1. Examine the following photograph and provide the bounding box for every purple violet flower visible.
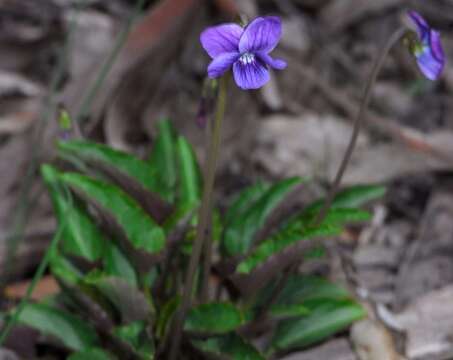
[200,16,287,90]
[407,10,445,80]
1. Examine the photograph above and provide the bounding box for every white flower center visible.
[239,52,255,65]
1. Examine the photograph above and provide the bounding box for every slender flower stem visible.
[201,207,213,302]
[168,77,228,360]
[0,188,72,345]
[314,27,406,225]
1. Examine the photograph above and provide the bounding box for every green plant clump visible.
[4,119,384,359]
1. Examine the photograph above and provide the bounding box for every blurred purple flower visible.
[200,16,287,90]
[407,10,445,80]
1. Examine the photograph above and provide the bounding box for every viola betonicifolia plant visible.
[0,10,446,360]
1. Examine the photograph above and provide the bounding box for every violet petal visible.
[207,52,240,78]
[408,10,429,38]
[200,23,243,58]
[416,46,444,80]
[239,16,282,54]
[429,29,445,63]
[233,58,270,90]
[258,52,287,70]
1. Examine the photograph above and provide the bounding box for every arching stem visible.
[314,27,406,225]
[168,76,227,360]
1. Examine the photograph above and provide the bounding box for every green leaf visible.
[185,302,245,335]
[103,244,138,286]
[193,333,264,360]
[237,208,370,274]
[163,137,202,229]
[114,321,154,359]
[58,140,159,194]
[237,222,341,275]
[305,185,386,213]
[176,136,201,210]
[49,250,83,284]
[224,182,271,225]
[274,275,350,305]
[41,164,106,261]
[156,297,180,338]
[68,348,116,360]
[313,208,371,225]
[17,303,98,351]
[224,177,303,256]
[148,119,178,202]
[269,304,310,319]
[83,275,150,324]
[60,172,165,254]
[270,299,365,352]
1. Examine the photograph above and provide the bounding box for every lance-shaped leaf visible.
[185,302,245,335]
[273,275,350,305]
[49,249,84,284]
[58,140,159,194]
[236,208,370,275]
[305,184,386,213]
[256,275,350,319]
[230,208,370,296]
[193,333,264,360]
[223,177,302,256]
[164,137,202,229]
[83,274,150,324]
[60,172,165,255]
[58,141,173,223]
[17,303,99,351]
[148,119,178,202]
[103,244,138,286]
[176,136,201,210]
[270,298,365,352]
[224,181,271,225]
[41,165,106,261]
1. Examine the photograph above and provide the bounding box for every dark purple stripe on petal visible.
[207,52,240,78]
[233,58,270,90]
[407,10,429,38]
[429,30,445,63]
[239,16,282,54]
[200,24,243,58]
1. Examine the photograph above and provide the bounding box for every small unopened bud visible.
[57,108,73,140]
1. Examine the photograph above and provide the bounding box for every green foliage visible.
[185,302,245,334]
[41,165,106,261]
[304,184,386,212]
[58,140,160,196]
[223,177,302,256]
[114,321,154,359]
[192,333,264,360]
[10,118,383,358]
[148,120,178,201]
[237,208,371,274]
[17,303,99,351]
[60,172,165,254]
[270,298,365,352]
